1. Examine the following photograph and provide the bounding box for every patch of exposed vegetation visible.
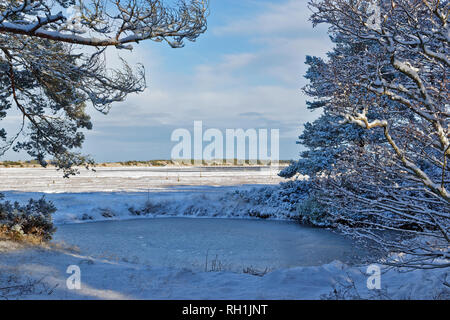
[0,194,56,243]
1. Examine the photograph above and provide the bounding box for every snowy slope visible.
[0,241,448,300]
[1,184,300,224]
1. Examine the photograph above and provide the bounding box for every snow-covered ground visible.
[1,239,448,300]
[0,166,287,192]
[0,166,300,223]
[0,167,448,299]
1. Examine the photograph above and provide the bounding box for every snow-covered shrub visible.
[81,213,94,221]
[128,200,164,216]
[125,180,315,221]
[0,193,56,242]
[295,194,334,227]
[225,180,312,220]
[99,208,116,218]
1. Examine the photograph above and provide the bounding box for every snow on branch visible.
[299,0,449,270]
[309,0,449,202]
[0,0,208,49]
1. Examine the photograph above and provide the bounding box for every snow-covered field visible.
[0,166,286,192]
[0,167,448,299]
[0,166,302,223]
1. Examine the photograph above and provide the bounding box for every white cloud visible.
[219,53,257,70]
[83,0,332,160]
[193,52,257,88]
[214,0,315,35]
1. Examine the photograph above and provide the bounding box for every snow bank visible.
[1,183,304,224]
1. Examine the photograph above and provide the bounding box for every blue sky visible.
[5,0,333,162]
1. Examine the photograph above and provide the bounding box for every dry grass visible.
[44,240,81,254]
[0,238,27,253]
[242,266,272,277]
[0,266,58,299]
[0,226,46,246]
[0,231,80,256]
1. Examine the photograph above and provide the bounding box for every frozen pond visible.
[54,218,369,272]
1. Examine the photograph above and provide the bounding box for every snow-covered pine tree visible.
[279,36,391,226]
[286,0,449,270]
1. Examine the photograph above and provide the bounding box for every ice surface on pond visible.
[53,218,369,272]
